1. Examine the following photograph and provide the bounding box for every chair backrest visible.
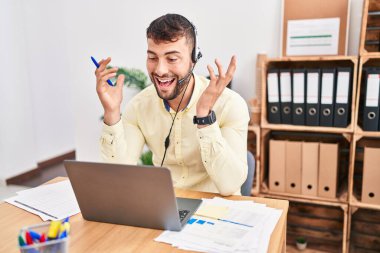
[241,151,256,196]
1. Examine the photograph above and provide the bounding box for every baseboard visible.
[6,150,76,185]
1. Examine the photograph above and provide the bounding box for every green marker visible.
[18,234,26,246]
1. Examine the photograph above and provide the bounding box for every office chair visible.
[241,151,255,196]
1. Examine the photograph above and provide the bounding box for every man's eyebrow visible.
[164,50,181,55]
[147,50,181,55]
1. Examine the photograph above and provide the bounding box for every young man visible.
[95,14,249,196]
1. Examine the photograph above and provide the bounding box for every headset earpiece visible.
[188,19,202,63]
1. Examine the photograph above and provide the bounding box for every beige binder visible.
[362,147,380,204]
[269,140,286,192]
[285,141,302,194]
[301,142,319,196]
[318,143,339,198]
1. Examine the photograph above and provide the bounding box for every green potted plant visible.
[295,236,307,250]
[110,66,149,91]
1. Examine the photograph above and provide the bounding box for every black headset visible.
[160,17,202,167]
[188,20,203,64]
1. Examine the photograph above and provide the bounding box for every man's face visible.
[146,36,193,101]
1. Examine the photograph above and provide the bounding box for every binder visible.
[279,69,292,124]
[269,140,286,192]
[301,142,319,196]
[292,69,306,125]
[333,67,352,128]
[267,69,281,124]
[362,69,380,131]
[320,69,336,127]
[362,147,380,204]
[306,69,321,126]
[285,141,302,194]
[318,143,339,198]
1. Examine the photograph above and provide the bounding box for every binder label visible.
[321,73,334,104]
[293,73,304,103]
[366,74,380,107]
[307,73,319,103]
[280,72,291,102]
[336,72,350,104]
[267,73,279,103]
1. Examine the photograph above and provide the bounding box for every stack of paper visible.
[5,180,80,221]
[155,197,282,253]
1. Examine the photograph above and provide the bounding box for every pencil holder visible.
[19,222,69,253]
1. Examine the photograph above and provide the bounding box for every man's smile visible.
[155,76,176,88]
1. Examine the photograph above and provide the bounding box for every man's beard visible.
[150,67,192,101]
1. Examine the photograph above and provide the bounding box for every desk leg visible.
[281,219,287,253]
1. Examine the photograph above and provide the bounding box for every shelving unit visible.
[256,55,358,253]
[246,2,380,251]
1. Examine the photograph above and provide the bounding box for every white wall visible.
[22,0,75,162]
[0,0,75,184]
[0,0,364,180]
[0,0,37,184]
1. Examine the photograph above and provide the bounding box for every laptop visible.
[64,160,202,231]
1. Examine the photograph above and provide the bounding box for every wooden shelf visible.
[350,196,380,211]
[354,126,380,137]
[266,56,357,63]
[261,122,354,134]
[260,182,348,208]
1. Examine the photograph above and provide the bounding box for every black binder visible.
[334,67,352,128]
[320,68,336,127]
[306,69,321,126]
[279,69,292,124]
[267,69,281,124]
[362,69,380,131]
[292,69,306,125]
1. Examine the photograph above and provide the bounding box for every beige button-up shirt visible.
[100,74,249,196]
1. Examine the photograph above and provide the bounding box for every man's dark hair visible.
[146,14,195,48]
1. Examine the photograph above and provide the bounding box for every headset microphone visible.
[177,66,195,85]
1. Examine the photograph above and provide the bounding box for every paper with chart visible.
[286,18,340,56]
[155,197,283,253]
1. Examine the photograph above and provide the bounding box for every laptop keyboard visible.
[179,209,190,222]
